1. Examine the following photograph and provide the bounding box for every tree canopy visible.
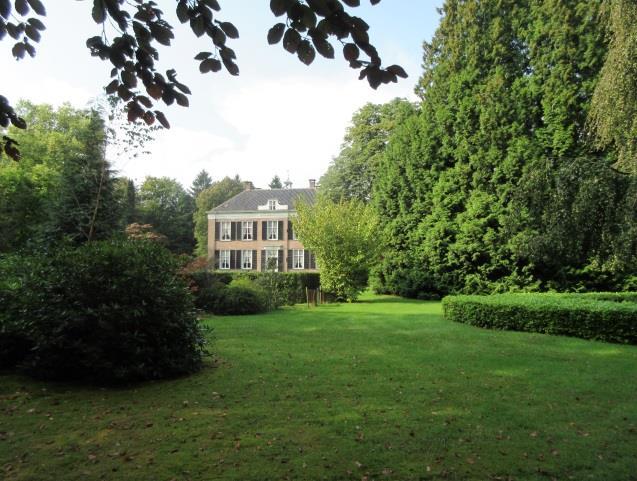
[193,175,243,256]
[0,0,408,160]
[372,0,637,297]
[319,98,416,202]
[295,197,378,301]
[268,175,283,189]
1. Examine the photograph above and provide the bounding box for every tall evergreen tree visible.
[190,169,213,198]
[269,175,283,189]
[374,0,637,296]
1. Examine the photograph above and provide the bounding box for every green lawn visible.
[2,293,636,480]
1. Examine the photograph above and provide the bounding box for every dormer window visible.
[268,199,277,210]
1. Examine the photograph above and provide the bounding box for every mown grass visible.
[1,293,636,480]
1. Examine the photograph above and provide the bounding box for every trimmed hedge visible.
[442,293,637,344]
[185,271,320,312]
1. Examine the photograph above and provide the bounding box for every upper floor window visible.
[268,199,277,210]
[242,221,253,240]
[220,250,230,269]
[292,249,304,269]
[290,221,297,240]
[242,250,252,269]
[267,220,278,240]
[221,221,231,241]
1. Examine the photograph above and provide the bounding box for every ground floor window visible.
[293,249,304,269]
[265,248,279,271]
[242,250,252,269]
[220,250,230,269]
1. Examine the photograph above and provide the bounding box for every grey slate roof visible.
[210,188,317,213]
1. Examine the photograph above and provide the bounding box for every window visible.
[242,250,252,269]
[292,249,304,269]
[267,220,278,240]
[290,221,297,240]
[242,221,252,240]
[265,248,279,271]
[268,199,277,210]
[219,250,230,269]
[220,221,231,241]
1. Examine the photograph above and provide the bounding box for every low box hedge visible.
[442,293,637,344]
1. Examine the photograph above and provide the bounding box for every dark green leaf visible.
[270,0,288,17]
[267,23,285,44]
[190,15,205,37]
[202,0,220,11]
[27,0,45,15]
[342,0,360,6]
[24,23,39,42]
[194,51,212,60]
[27,17,45,30]
[218,21,238,39]
[313,38,334,58]
[11,41,26,59]
[176,1,189,23]
[154,110,170,129]
[10,115,26,129]
[222,57,239,76]
[297,39,315,65]
[92,0,106,24]
[15,0,29,16]
[0,0,11,19]
[283,28,301,54]
[386,65,407,78]
[343,43,359,61]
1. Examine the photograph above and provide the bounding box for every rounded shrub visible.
[211,284,267,315]
[1,240,207,383]
[443,293,637,344]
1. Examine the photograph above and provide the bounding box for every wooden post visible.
[306,286,309,308]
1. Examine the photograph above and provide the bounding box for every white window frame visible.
[267,220,278,240]
[241,250,252,270]
[220,221,231,241]
[220,250,230,270]
[265,248,279,272]
[268,199,277,210]
[292,249,304,269]
[241,221,253,240]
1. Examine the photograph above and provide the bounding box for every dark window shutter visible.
[304,250,310,270]
[262,221,266,240]
[278,250,284,272]
[278,221,284,240]
[311,252,316,269]
[230,222,236,240]
[230,250,236,269]
[214,250,219,269]
[260,250,265,271]
[252,250,257,270]
[288,221,294,240]
[215,222,220,240]
[287,250,292,270]
[252,221,257,240]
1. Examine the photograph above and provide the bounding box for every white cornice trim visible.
[208,211,298,220]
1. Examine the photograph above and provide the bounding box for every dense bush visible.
[443,293,637,344]
[185,270,321,313]
[0,241,207,382]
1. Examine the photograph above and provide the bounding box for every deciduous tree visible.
[295,197,378,301]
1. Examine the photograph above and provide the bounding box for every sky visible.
[1,0,443,190]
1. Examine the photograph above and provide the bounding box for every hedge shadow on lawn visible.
[442,292,637,345]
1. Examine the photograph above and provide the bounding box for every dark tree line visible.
[322,0,637,296]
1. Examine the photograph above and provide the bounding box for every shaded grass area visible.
[1,293,637,480]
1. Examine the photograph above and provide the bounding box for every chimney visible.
[243,181,254,191]
[309,179,316,189]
